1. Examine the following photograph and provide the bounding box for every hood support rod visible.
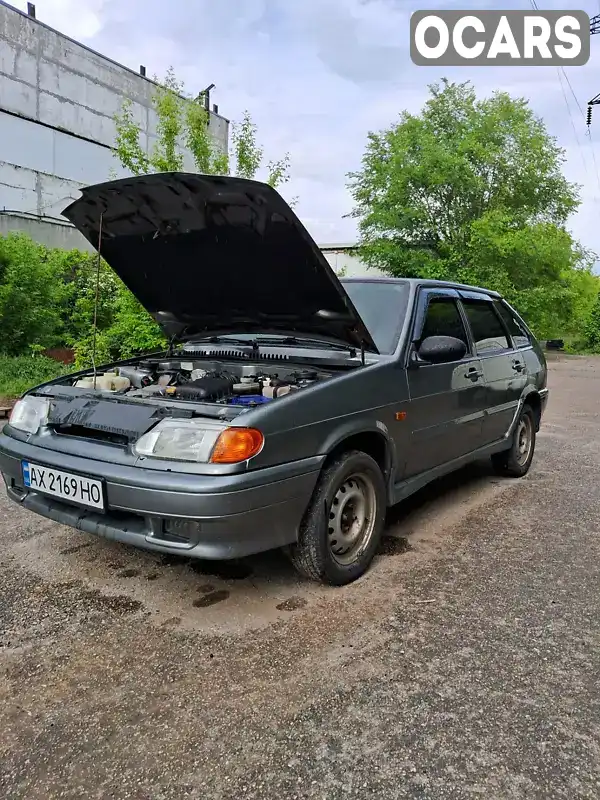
[91,212,103,390]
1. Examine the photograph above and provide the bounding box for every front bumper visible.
[0,431,323,559]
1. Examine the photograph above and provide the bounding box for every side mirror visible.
[417,335,467,365]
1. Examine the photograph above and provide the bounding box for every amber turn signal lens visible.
[210,428,264,464]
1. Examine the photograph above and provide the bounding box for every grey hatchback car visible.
[0,173,548,585]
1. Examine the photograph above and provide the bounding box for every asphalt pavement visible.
[1,355,599,799]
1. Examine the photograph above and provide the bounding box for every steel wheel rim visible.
[327,472,377,566]
[515,415,533,466]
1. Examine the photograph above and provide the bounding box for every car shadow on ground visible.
[9,457,502,632]
[154,458,499,581]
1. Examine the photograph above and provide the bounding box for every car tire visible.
[491,404,536,478]
[287,449,387,586]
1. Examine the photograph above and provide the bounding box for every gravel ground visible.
[1,355,599,799]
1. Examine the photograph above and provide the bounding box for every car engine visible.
[72,359,331,407]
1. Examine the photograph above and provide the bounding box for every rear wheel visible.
[287,450,386,586]
[491,405,536,478]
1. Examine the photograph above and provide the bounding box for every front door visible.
[459,293,526,444]
[404,288,487,479]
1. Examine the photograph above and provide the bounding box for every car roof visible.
[340,276,502,299]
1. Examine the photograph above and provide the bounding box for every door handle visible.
[511,360,524,372]
[465,367,484,381]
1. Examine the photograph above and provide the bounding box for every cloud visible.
[26,0,105,39]
[12,0,600,255]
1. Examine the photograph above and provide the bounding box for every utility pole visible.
[587,15,600,126]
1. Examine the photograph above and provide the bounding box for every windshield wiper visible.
[184,335,357,356]
[251,336,355,354]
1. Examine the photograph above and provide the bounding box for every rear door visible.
[458,292,526,444]
[404,288,487,478]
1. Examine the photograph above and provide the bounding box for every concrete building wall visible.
[320,245,386,278]
[0,0,229,248]
[0,211,95,251]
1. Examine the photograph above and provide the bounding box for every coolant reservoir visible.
[95,371,131,392]
[74,376,95,389]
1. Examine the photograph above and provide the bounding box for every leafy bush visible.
[0,354,69,400]
[72,285,166,369]
[0,233,114,355]
[583,292,600,352]
[0,234,64,355]
[0,231,167,370]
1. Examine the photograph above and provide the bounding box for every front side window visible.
[420,297,468,346]
[494,301,531,348]
[462,299,510,355]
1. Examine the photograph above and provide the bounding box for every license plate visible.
[22,461,105,512]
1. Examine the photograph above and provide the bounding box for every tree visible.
[114,67,291,187]
[101,68,294,364]
[348,79,597,338]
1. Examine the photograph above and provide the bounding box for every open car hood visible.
[62,173,379,353]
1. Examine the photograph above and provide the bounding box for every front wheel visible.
[287,450,386,586]
[491,405,536,478]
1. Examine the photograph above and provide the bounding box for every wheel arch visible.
[320,423,396,504]
[522,388,542,431]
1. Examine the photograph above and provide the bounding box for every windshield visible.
[341,280,410,354]
[183,280,410,355]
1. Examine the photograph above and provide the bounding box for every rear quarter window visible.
[461,299,511,355]
[494,302,532,348]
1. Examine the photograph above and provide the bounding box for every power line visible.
[560,68,585,118]
[556,66,588,175]
[528,0,600,194]
[587,128,600,195]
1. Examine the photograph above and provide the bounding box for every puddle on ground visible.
[189,560,253,580]
[52,581,143,615]
[378,536,412,556]
[159,555,254,580]
[193,590,231,608]
[80,590,143,614]
[276,597,308,612]
[59,542,92,556]
[160,616,182,628]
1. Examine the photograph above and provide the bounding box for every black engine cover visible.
[175,375,235,401]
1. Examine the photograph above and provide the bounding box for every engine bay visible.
[70,358,334,408]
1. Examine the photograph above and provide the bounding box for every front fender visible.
[319,419,399,501]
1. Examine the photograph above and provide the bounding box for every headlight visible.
[9,396,50,434]
[133,419,264,464]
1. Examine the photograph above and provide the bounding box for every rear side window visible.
[494,302,531,348]
[461,299,510,355]
[420,298,468,346]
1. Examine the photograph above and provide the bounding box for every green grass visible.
[0,354,70,401]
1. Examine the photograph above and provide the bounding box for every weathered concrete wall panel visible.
[0,0,229,245]
[0,213,93,251]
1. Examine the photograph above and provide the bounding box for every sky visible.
[13,0,600,263]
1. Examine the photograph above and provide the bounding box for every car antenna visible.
[91,211,103,390]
